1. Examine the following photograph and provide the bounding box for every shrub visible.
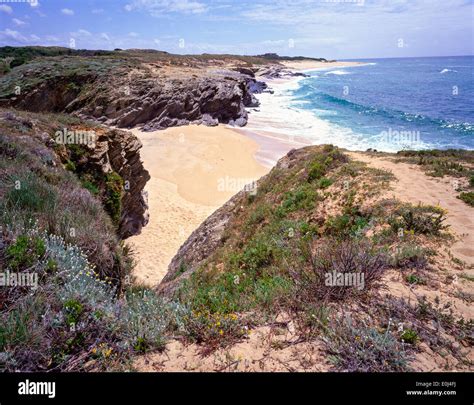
[405,274,421,285]
[400,328,418,344]
[323,316,410,371]
[181,308,244,346]
[81,179,99,195]
[276,185,318,217]
[5,234,45,270]
[389,204,448,236]
[5,173,57,214]
[458,192,474,207]
[118,289,171,353]
[390,245,428,269]
[236,237,274,272]
[65,160,76,172]
[317,177,333,189]
[302,238,387,301]
[0,229,181,371]
[104,172,124,225]
[325,213,369,238]
[308,161,326,182]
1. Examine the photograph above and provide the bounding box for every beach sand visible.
[128,125,269,286]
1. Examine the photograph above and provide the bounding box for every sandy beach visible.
[280,60,363,71]
[128,125,269,286]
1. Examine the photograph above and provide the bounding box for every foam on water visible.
[246,57,474,153]
[325,70,351,75]
[248,79,413,153]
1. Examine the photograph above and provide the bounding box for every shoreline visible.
[128,125,269,286]
[127,58,473,287]
[127,59,370,285]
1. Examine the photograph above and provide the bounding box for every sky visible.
[0,0,473,59]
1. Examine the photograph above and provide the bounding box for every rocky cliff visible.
[0,109,150,239]
[79,127,151,238]
[0,50,274,132]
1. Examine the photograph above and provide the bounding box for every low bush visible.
[458,192,474,207]
[300,238,387,302]
[323,316,410,371]
[390,244,428,269]
[389,204,448,236]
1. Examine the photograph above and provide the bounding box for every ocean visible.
[247,56,474,153]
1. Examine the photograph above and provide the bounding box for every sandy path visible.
[349,152,474,265]
[128,125,268,286]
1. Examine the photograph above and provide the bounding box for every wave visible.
[440,68,458,74]
[325,70,350,75]
[294,88,474,133]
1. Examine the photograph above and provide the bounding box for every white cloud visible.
[70,29,92,38]
[128,32,139,37]
[12,18,27,26]
[61,8,74,16]
[125,0,207,15]
[0,5,12,14]
[0,29,29,43]
[100,33,111,41]
[30,34,40,41]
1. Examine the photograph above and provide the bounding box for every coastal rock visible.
[1,60,267,132]
[85,128,151,238]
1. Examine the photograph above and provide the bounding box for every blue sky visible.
[0,0,472,59]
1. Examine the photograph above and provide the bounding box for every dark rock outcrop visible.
[0,59,268,132]
[89,129,150,238]
[257,65,309,80]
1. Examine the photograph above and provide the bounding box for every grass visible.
[1,107,469,371]
[458,191,474,207]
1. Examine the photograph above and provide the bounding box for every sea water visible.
[248,56,473,152]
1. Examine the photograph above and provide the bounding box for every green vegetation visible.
[388,204,448,236]
[105,172,124,225]
[323,317,410,371]
[0,106,470,372]
[5,234,45,271]
[390,244,429,269]
[458,191,474,207]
